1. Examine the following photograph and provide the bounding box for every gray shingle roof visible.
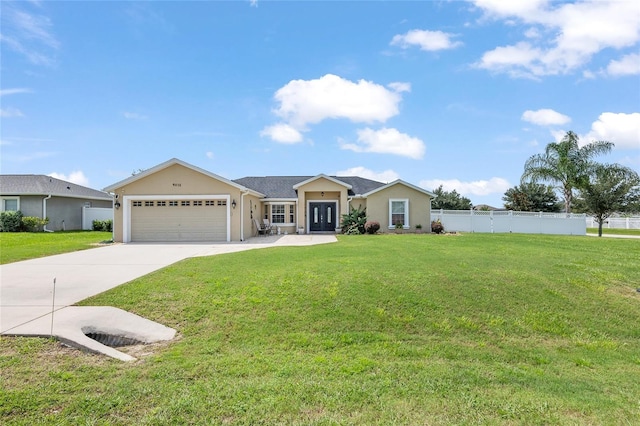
[233,176,386,198]
[0,175,111,200]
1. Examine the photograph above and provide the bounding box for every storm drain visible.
[84,332,144,347]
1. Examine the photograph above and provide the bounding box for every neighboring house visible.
[0,175,112,231]
[104,158,435,243]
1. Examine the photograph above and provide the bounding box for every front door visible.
[309,202,336,232]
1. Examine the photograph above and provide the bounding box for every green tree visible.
[521,131,613,213]
[502,182,562,212]
[578,164,640,237]
[431,185,473,210]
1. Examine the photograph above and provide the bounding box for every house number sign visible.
[172,183,182,187]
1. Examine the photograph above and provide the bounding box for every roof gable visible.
[0,175,111,200]
[362,179,436,198]
[292,174,352,190]
[104,158,261,196]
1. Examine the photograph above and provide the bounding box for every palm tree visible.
[521,131,613,213]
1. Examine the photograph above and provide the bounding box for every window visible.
[289,205,294,223]
[205,200,215,206]
[169,201,178,207]
[181,201,190,207]
[218,200,227,206]
[193,200,203,206]
[389,199,409,228]
[133,201,142,207]
[145,201,154,207]
[271,204,285,224]
[2,197,19,211]
[157,201,166,207]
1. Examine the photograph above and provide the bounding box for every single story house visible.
[0,175,113,231]
[104,158,435,243]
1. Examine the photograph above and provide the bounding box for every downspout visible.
[43,194,53,232]
[240,190,248,241]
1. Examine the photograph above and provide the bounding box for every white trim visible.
[389,198,409,229]
[122,194,230,243]
[306,200,338,232]
[1,196,20,212]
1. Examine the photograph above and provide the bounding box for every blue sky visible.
[1,0,639,208]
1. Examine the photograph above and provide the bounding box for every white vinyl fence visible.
[431,209,586,235]
[82,206,113,230]
[585,216,640,230]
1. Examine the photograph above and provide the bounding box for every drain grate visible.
[84,332,144,347]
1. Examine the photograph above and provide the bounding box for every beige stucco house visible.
[104,158,435,242]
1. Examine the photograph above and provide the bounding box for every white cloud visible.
[340,127,426,159]
[387,82,411,93]
[522,108,571,126]
[335,166,400,183]
[419,177,511,196]
[584,112,640,150]
[259,123,303,144]
[122,111,148,120]
[0,3,59,66]
[390,29,462,51]
[48,171,90,187]
[0,88,33,96]
[472,0,640,77]
[605,53,640,76]
[0,107,25,118]
[205,151,214,159]
[271,74,403,129]
[472,0,549,18]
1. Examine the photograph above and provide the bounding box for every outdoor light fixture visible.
[114,201,121,209]
[232,199,237,209]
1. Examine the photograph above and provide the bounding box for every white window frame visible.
[1,197,20,212]
[271,204,285,224]
[389,199,409,229]
[264,201,296,224]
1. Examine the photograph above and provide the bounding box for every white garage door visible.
[130,199,227,242]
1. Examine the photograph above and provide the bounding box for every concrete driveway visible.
[0,234,336,360]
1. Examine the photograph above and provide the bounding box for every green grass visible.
[587,227,640,236]
[2,234,639,424]
[0,231,113,264]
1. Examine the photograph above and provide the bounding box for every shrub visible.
[21,216,49,232]
[0,211,23,232]
[341,206,367,235]
[431,220,445,234]
[92,219,113,232]
[364,220,380,234]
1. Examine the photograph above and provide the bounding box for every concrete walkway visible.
[0,234,336,360]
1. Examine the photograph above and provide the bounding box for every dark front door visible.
[309,202,336,232]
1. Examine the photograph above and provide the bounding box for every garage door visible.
[130,199,227,242]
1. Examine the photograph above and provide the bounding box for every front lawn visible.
[0,231,113,264]
[1,234,639,424]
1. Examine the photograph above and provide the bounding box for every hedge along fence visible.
[92,219,113,232]
[0,211,49,232]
